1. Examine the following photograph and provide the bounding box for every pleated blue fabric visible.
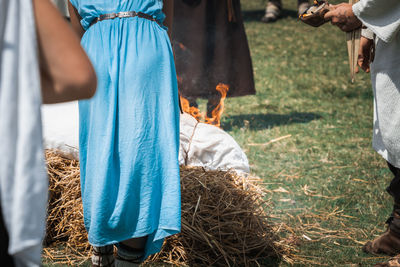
[69,0,181,257]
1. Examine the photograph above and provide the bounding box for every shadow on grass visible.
[222,112,322,131]
[242,9,298,22]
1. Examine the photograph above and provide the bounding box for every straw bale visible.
[44,150,91,263]
[44,150,285,266]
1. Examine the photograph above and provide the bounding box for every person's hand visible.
[324,3,362,32]
[356,36,374,73]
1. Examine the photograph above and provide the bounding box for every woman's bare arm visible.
[163,0,174,40]
[33,0,96,104]
[68,1,85,38]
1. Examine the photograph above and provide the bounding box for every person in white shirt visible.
[0,0,96,266]
[325,1,400,265]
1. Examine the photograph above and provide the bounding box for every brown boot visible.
[374,255,400,267]
[364,229,400,256]
[364,211,400,256]
[369,165,400,258]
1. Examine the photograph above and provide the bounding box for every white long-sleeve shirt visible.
[353,0,400,168]
[0,0,47,266]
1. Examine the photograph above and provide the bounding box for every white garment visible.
[0,0,47,266]
[353,0,400,168]
[51,0,69,17]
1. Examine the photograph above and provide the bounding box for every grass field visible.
[218,0,393,265]
[45,0,394,266]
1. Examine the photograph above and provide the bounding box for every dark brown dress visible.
[173,0,256,99]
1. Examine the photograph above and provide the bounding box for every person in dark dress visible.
[173,0,255,117]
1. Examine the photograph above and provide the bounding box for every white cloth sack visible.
[42,105,250,174]
[0,0,47,266]
[179,113,250,174]
[42,101,80,159]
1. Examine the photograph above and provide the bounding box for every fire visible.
[179,96,202,121]
[204,83,229,127]
[179,83,230,128]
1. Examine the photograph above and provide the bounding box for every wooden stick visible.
[346,0,361,83]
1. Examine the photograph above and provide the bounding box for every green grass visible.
[45,1,393,266]
[218,0,393,265]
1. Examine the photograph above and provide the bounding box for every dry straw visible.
[44,150,290,266]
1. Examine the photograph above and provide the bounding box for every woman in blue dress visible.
[68,1,180,266]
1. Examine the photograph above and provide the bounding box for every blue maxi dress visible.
[69,0,181,257]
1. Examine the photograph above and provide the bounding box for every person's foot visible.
[363,229,400,256]
[374,255,400,267]
[298,2,310,16]
[261,2,282,23]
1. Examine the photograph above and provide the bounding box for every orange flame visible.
[179,83,229,128]
[204,83,229,127]
[179,95,202,121]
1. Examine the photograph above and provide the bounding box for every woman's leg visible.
[115,237,147,267]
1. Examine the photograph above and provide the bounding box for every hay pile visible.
[44,150,286,266]
[44,151,90,264]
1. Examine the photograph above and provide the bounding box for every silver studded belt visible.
[89,11,163,28]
